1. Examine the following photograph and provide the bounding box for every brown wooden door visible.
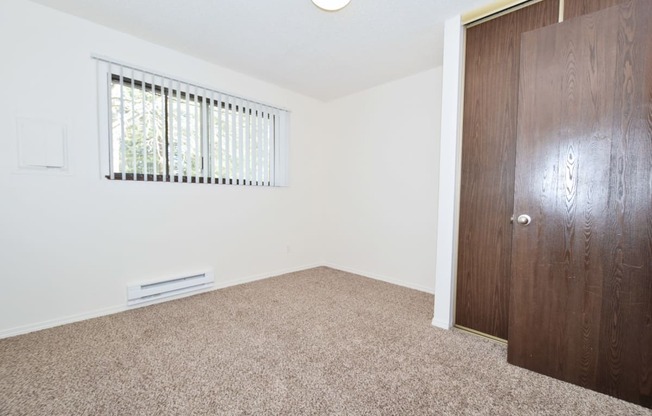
[564,0,632,20]
[508,0,652,407]
[456,0,559,340]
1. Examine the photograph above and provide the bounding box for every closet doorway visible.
[455,0,651,407]
[455,0,632,342]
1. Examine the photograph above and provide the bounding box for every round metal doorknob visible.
[517,214,532,226]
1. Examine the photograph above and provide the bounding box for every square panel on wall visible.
[16,118,68,174]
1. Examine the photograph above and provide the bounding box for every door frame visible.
[431,13,464,330]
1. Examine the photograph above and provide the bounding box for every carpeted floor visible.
[0,267,649,416]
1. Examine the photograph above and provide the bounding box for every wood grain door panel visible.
[509,0,652,407]
[564,0,632,20]
[456,0,559,339]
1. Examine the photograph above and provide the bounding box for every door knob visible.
[517,214,532,226]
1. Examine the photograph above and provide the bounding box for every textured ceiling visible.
[28,0,492,101]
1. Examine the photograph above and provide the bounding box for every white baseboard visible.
[0,263,433,339]
[0,263,322,340]
[212,263,322,290]
[431,317,453,330]
[0,304,128,341]
[322,262,435,294]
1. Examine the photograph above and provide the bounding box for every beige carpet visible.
[0,267,649,416]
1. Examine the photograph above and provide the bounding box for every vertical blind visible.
[95,57,289,186]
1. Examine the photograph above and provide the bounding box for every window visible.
[96,58,289,186]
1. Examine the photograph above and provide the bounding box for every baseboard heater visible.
[127,270,215,306]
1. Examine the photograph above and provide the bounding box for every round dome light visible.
[312,0,351,12]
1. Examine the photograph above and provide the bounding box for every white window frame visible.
[95,56,289,187]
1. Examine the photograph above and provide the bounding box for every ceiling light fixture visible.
[312,0,351,12]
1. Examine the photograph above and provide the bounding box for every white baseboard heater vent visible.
[127,270,215,306]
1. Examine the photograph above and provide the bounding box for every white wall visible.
[322,68,443,293]
[0,0,328,336]
[0,0,445,337]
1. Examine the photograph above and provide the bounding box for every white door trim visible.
[432,14,465,330]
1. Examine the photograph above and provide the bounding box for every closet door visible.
[455,0,559,340]
[509,0,652,407]
[563,0,631,19]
